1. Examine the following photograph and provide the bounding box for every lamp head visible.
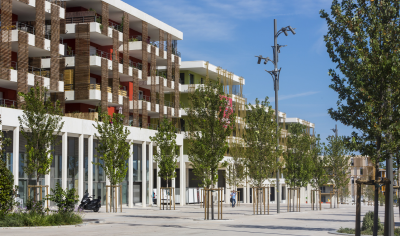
[255,55,262,64]
[288,26,296,35]
[282,28,288,36]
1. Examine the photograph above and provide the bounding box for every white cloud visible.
[131,0,332,41]
[270,91,319,102]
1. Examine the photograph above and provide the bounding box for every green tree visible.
[320,1,400,234]
[18,84,64,196]
[225,141,246,195]
[0,117,13,216]
[283,123,314,192]
[244,97,281,189]
[93,112,131,212]
[325,136,351,208]
[150,118,179,201]
[186,80,235,219]
[310,135,330,197]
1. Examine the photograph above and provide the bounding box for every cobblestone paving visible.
[1,203,397,236]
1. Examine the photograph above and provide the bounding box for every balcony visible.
[0,99,17,108]
[118,41,181,66]
[5,63,64,92]
[43,53,143,81]
[64,83,125,105]
[13,0,65,19]
[64,21,123,44]
[8,22,65,56]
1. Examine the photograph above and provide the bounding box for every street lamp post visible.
[331,124,338,208]
[255,19,295,214]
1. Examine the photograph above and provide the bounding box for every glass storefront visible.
[50,136,62,205]
[93,140,106,205]
[132,144,142,203]
[18,135,45,206]
[67,137,79,192]
[121,159,129,206]
[2,131,13,172]
[84,138,88,193]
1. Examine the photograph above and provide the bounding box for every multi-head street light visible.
[255,19,295,214]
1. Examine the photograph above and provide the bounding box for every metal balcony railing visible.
[28,65,50,78]
[108,21,123,32]
[10,61,17,70]
[65,49,74,57]
[90,49,111,60]
[0,98,17,108]
[13,22,35,34]
[139,95,151,103]
[164,100,174,108]
[65,15,100,24]
[129,60,142,70]
[129,35,142,42]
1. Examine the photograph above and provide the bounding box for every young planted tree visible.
[150,118,179,208]
[283,123,314,210]
[93,112,131,212]
[0,117,14,216]
[325,136,351,208]
[244,98,282,212]
[309,134,329,207]
[225,141,246,198]
[320,1,400,233]
[186,80,235,220]
[18,84,64,198]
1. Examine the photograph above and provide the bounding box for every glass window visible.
[189,74,194,84]
[67,137,79,191]
[93,140,106,205]
[360,168,363,175]
[180,73,185,84]
[2,131,13,172]
[201,78,204,84]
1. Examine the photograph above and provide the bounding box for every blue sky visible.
[126,0,354,144]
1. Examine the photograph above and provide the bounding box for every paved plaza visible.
[1,203,397,236]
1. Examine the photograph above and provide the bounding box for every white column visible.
[243,184,247,204]
[141,141,146,207]
[172,173,176,205]
[88,135,93,196]
[128,143,133,208]
[157,164,161,207]
[179,146,185,205]
[45,145,51,208]
[62,132,68,190]
[148,141,153,206]
[246,180,250,204]
[13,126,19,187]
[78,134,84,199]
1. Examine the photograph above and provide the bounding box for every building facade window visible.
[180,73,185,84]
[189,74,194,84]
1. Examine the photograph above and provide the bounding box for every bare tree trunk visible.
[373,161,379,236]
[211,172,214,220]
[167,177,169,210]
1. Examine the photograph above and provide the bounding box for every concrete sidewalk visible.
[1,203,396,236]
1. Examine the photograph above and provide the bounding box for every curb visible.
[0,219,105,229]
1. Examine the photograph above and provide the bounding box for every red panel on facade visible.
[0,87,17,100]
[65,103,96,113]
[108,106,116,116]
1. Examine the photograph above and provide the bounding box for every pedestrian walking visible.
[230,190,236,208]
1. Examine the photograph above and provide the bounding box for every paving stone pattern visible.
[1,204,397,236]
